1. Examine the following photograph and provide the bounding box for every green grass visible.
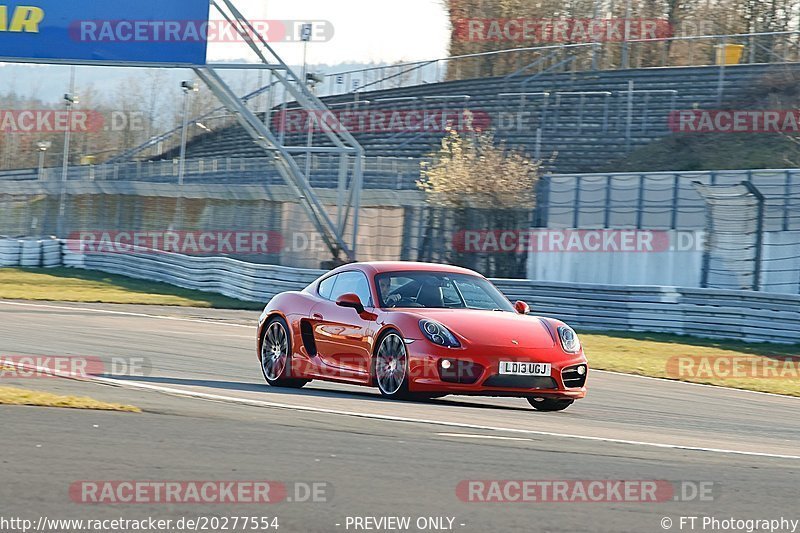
[0,267,263,309]
[582,330,800,397]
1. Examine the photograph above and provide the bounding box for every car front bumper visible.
[405,346,588,399]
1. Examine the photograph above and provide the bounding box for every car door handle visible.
[312,313,323,320]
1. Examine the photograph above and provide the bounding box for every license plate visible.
[498,361,551,376]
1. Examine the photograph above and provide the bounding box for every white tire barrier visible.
[42,238,62,268]
[0,238,21,267]
[0,237,62,268]
[19,239,42,267]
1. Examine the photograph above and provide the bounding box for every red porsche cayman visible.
[256,262,587,411]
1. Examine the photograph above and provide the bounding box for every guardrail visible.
[0,240,777,344]
[59,240,324,303]
[493,280,800,344]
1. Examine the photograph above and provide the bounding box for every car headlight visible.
[557,326,581,354]
[419,320,461,348]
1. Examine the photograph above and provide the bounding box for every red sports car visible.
[256,262,587,411]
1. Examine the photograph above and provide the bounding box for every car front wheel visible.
[260,317,308,388]
[374,331,410,399]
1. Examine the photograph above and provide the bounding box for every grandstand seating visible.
[156,63,800,176]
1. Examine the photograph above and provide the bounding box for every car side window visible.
[330,271,373,307]
[317,274,338,300]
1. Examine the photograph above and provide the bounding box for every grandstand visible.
[151,62,800,177]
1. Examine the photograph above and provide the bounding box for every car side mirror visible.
[336,293,365,314]
[514,300,530,314]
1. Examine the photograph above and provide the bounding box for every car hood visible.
[404,309,557,349]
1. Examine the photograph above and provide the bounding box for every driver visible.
[378,277,401,306]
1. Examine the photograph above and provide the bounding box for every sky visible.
[207,0,451,65]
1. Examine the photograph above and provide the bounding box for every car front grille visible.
[561,364,588,388]
[482,375,558,389]
[439,360,483,384]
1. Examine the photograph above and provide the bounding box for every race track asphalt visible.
[1,300,798,533]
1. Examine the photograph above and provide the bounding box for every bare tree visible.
[417,124,541,276]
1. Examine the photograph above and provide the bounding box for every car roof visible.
[331,261,483,278]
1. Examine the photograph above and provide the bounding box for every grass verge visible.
[0,267,263,309]
[583,331,800,397]
[0,385,140,412]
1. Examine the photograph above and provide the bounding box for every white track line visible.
[436,433,533,442]
[4,359,800,461]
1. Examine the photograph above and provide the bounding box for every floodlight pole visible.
[178,81,198,187]
[301,24,314,184]
[57,69,77,238]
[36,141,51,180]
[301,42,308,84]
[174,81,198,230]
[300,23,312,85]
[60,99,76,182]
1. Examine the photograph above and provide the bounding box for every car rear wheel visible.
[374,332,410,399]
[527,397,574,411]
[261,317,308,388]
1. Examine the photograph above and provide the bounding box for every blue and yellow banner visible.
[0,1,210,65]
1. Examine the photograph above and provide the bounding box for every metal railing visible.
[552,91,613,134]
[0,155,423,188]
[321,30,800,97]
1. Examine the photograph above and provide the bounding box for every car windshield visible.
[375,271,515,311]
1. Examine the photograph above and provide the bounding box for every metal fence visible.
[321,31,800,96]
[545,169,800,293]
[546,169,800,232]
